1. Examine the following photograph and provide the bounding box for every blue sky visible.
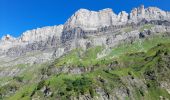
[0,0,170,38]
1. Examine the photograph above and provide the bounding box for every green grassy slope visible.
[1,35,170,100]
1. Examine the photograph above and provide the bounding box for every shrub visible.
[37,80,45,90]
[13,76,24,82]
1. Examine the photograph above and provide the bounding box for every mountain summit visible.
[64,5,170,30]
[1,5,170,100]
[0,5,170,64]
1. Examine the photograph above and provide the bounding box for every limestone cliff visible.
[0,5,170,65]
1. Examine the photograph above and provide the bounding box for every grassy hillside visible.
[1,35,170,100]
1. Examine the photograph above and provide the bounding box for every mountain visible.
[0,5,170,100]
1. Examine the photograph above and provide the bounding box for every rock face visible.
[0,25,63,50]
[129,5,170,22]
[64,8,117,30]
[0,35,17,50]
[20,25,63,43]
[0,5,170,65]
[0,25,63,55]
[0,25,63,67]
[64,5,170,30]
[61,5,170,45]
[1,5,170,100]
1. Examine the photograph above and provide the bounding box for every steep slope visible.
[0,25,63,66]
[0,5,170,100]
[0,25,63,51]
[1,37,170,100]
[1,5,170,61]
[61,5,170,51]
[0,5,169,66]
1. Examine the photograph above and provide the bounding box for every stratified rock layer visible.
[0,5,170,65]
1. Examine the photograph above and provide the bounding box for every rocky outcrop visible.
[20,25,63,43]
[0,25,63,51]
[64,5,170,30]
[61,5,170,46]
[0,25,63,58]
[0,25,64,69]
[129,5,170,22]
[1,5,170,65]
[1,5,170,100]
[64,8,117,30]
